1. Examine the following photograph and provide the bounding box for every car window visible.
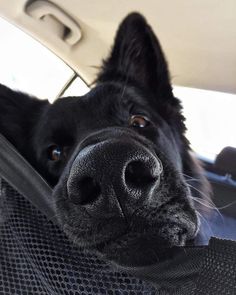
[174,86,236,161]
[0,17,88,102]
[62,76,89,97]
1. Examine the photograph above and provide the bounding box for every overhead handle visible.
[25,0,82,46]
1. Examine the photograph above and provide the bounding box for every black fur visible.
[0,13,210,266]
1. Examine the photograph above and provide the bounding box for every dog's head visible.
[0,13,206,266]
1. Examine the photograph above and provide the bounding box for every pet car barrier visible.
[0,133,235,295]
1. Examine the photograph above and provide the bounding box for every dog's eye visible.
[48,145,63,161]
[129,115,150,128]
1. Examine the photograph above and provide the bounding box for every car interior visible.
[0,1,235,294]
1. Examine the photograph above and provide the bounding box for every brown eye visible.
[48,145,63,161]
[129,115,150,128]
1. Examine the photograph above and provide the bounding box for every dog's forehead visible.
[50,83,142,119]
[83,83,138,108]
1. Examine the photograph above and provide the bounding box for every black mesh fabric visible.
[127,238,236,294]
[0,177,157,295]
[1,176,236,295]
[194,239,236,294]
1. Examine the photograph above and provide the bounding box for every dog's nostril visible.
[125,160,156,188]
[70,177,101,206]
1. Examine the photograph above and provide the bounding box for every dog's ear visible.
[0,84,49,159]
[97,12,172,98]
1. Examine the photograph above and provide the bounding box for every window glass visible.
[174,86,236,160]
[0,17,87,102]
[62,77,89,97]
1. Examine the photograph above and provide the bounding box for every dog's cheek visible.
[54,181,90,239]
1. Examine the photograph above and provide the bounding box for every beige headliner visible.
[0,0,235,93]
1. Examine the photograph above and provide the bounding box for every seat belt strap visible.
[0,134,56,223]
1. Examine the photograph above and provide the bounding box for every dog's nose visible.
[125,160,158,189]
[67,140,162,217]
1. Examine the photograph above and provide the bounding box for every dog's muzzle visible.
[67,139,162,218]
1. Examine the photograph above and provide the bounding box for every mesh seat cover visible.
[1,176,236,295]
[0,178,157,295]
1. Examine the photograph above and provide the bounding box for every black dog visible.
[0,13,210,266]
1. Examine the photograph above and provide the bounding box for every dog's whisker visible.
[187,182,215,205]
[188,194,216,210]
[182,173,202,182]
[189,193,222,218]
[193,199,225,226]
[216,200,236,210]
[196,211,214,236]
[189,193,224,225]
[187,183,222,218]
[182,173,214,203]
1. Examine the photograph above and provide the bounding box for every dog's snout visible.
[70,177,101,206]
[67,139,162,217]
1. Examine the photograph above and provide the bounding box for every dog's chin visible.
[90,227,192,266]
[91,212,199,266]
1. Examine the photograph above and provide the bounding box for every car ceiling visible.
[0,0,235,94]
